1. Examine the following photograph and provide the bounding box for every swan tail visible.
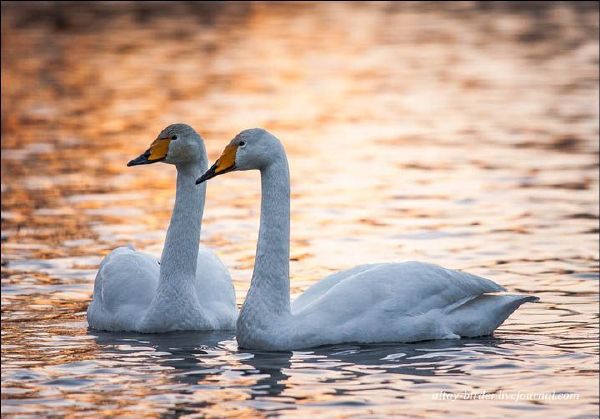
[445,294,539,338]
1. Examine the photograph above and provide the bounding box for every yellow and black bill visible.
[127,137,171,166]
[196,144,238,184]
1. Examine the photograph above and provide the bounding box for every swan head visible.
[196,128,282,184]
[127,123,207,168]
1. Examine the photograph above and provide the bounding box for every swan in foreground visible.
[196,128,538,350]
[87,124,237,332]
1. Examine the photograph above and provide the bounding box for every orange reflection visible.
[1,2,598,417]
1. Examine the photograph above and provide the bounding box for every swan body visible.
[288,262,535,349]
[197,128,538,350]
[87,124,237,332]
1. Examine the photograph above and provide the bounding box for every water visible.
[1,2,598,417]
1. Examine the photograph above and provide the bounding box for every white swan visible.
[87,124,237,332]
[196,128,538,350]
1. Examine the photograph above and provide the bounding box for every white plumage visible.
[87,124,237,332]
[198,128,538,350]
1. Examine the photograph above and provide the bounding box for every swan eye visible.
[239,141,246,147]
[171,135,178,140]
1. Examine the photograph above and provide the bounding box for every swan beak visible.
[196,144,238,184]
[196,161,236,184]
[127,138,171,166]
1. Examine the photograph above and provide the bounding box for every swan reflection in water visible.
[89,329,532,407]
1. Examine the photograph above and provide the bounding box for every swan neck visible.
[245,156,291,317]
[159,160,206,282]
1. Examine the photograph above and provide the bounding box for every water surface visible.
[1,2,598,417]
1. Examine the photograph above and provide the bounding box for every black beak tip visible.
[196,165,220,185]
[196,172,212,184]
[127,153,153,167]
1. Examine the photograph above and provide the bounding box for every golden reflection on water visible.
[1,2,599,417]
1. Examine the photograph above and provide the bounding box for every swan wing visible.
[292,264,381,313]
[193,244,237,326]
[291,261,535,347]
[296,261,503,316]
[87,246,159,331]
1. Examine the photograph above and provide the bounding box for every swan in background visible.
[196,128,538,350]
[87,124,237,332]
